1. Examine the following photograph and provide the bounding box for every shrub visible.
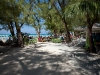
[29,38,37,44]
[51,38,61,43]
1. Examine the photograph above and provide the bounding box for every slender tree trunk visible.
[36,27,40,38]
[54,29,57,38]
[37,32,40,38]
[63,19,71,43]
[53,0,71,42]
[86,14,96,53]
[15,22,23,47]
[8,22,15,39]
[87,25,96,53]
[17,29,23,47]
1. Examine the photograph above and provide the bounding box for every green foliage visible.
[24,37,29,45]
[24,0,44,36]
[0,0,18,22]
[37,0,66,34]
[0,0,27,30]
[65,0,100,31]
[65,0,100,52]
[51,38,61,43]
[24,37,37,45]
[29,38,37,44]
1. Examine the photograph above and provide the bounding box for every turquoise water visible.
[29,34,49,37]
[0,34,10,40]
[0,34,49,40]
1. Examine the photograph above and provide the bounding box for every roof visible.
[74,23,100,32]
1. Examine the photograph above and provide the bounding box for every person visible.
[59,34,64,42]
[70,34,73,41]
[47,36,50,42]
[38,36,42,42]
[38,36,40,42]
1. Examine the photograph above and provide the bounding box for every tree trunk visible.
[86,14,96,53]
[17,29,23,47]
[36,27,41,38]
[54,29,57,38]
[37,31,40,38]
[53,0,71,42]
[8,22,15,39]
[15,22,23,47]
[87,25,96,53]
[63,19,71,43]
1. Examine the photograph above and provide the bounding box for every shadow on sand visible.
[0,42,100,75]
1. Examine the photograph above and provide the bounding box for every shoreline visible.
[0,34,50,40]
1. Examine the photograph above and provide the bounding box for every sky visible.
[0,26,48,34]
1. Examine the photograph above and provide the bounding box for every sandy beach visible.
[0,42,100,75]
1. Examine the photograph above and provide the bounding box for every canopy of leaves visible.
[65,0,100,28]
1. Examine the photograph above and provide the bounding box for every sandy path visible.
[0,42,100,75]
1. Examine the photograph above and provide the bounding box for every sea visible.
[0,34,49,41]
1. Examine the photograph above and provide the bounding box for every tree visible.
[36,0,71,40]
[24,0,44,38]
[51,0,71,42]
[0,0,16,38]
[0,0,31,47]
[38,2,64,37]
[6,0,25,47]
[66,0,100,53]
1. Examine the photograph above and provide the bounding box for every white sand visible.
[0,42,100,75]
[34,42,74,55]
